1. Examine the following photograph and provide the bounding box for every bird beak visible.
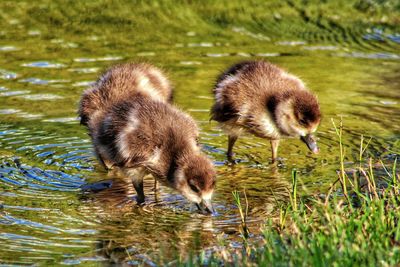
[301,134,319,154]
[196,199,215,214]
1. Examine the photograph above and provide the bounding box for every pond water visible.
[0,1,399,265]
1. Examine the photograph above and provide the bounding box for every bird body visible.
[211,60,321,161]
[79,63,215,212]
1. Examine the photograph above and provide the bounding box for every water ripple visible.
[0,46,19,51]
[19,77,70,85]
[68,68,99,74]
[232,26,271,41]
[0,109,21,114]
[302,45,339,51]
[276,40,306,46]
[21,61,66,69]
[42,117,80,124]
[0,161,84,191]
[72,81,95,87]
[0,69,17,80]
[0,90,30,97]
[73,56,123,62]
[18,94,64,101]
[363,28,400,44]
[336,51,400,60]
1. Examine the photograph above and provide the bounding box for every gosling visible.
[211,60,321,162]
[79,63,216,213]
[79,63,173,169]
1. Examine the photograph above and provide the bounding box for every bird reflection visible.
[81,164,291,265]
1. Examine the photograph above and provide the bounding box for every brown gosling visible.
[79,63,216,213]
[211,60,321,162]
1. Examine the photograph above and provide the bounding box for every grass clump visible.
[260,162,400,266]
[260,120,400,266]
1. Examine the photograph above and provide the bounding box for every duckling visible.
[79,63,173,169]
[211,60,321,162]
[79,63,216,212]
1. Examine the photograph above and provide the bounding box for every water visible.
[0,1,399,265]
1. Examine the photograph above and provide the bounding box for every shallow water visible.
[0,1,399,265]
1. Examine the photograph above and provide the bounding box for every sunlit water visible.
[0,2,399,265]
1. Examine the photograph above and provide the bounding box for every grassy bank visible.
[179,120,399,266]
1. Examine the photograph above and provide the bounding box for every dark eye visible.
[189,183,200,193]
[299,119,307,126]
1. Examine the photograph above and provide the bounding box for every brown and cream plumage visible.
[211,60,321,162]
[79,63,215,212]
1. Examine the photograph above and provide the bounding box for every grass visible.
[232,190,250,239]
[179,119,400,266]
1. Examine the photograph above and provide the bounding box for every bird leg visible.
[270,139,280,163]
[124,167,146,204]
[227,135,238,161]
[153,179,158,192]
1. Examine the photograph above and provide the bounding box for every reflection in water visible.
[79,166,290,265]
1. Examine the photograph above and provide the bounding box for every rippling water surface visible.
[0,1,399,265]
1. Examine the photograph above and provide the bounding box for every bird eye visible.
[299,119,307,126]
[189,183,200,193]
